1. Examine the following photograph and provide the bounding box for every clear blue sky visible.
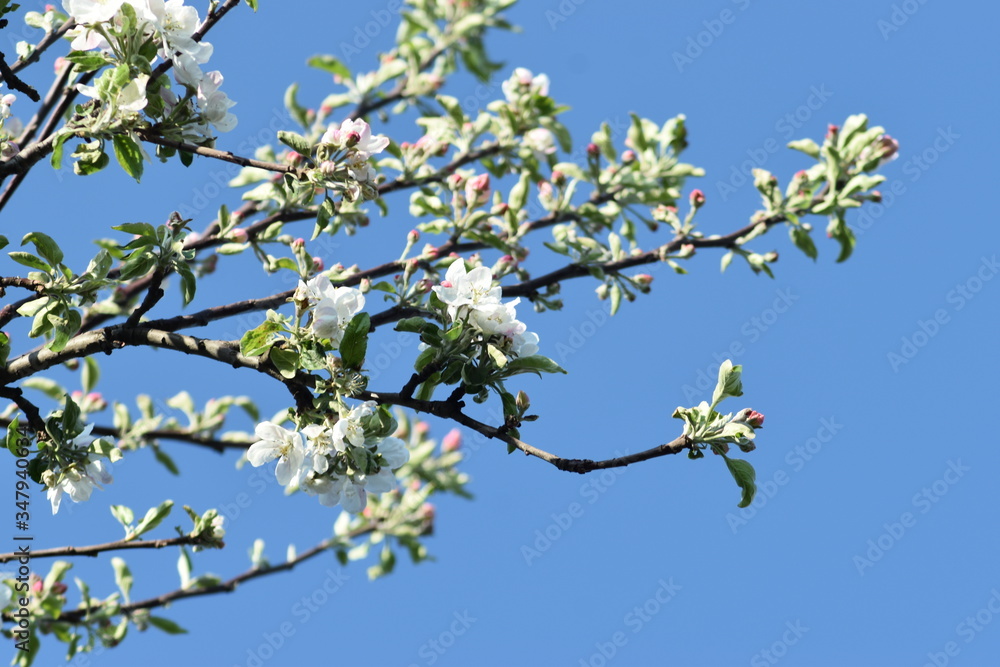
[5,1,1000,665]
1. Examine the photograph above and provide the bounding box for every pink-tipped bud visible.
[442,428,462,452]
[871,191,882,203]
[312,257,325,272]
[291,238,305,249]
[448,173,465,189]
[465,174,491,204]
[287,151,303,165]
[586,143,600,158]
[633,273,653,287]
[230,228,249,243]
[407,229,420,244]
[621,149,636,164]
[744,409,765,428]
[826,124,839,140]
[551,170,566,186]
[415,421,430,435]
[678,243,696,259]
[31,579,43,592]
[345,131,361,147]
[689,190,706,208]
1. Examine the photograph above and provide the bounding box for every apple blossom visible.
[247,422,305,486]
[433,261,502,320]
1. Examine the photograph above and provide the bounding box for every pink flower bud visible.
[621,150,636,163]
[586,143,600,157]
[744,410,765,428]
[633,273,653,287]
[689,190,706,208]
[551,170,565,186]
[415,421,430,435]
[492,202,509,216]
[345,131,361,147]
[871,191,882,203]
[826,124,839,140]
[291,238,305,249]
[31,579,43,592]
[312,257,325,271]
[448,173,465,189]
[442,428,462,452]
[229,228,249,243]
[407,229,420,244]
[359,278,371,292]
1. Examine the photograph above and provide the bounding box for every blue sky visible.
[4,0,1000,665]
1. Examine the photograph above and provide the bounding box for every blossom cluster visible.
[294,273,366,347]
[433,261,539,358]
[247,402,409,513]
[313,118,390,202]
[64,0,236,136]
[43,425,114,514]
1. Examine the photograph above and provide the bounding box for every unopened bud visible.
[312,257,325,272]
[621,149,636,164]
[689,189,706,208]
[551,170,566,186]
[229,228,248,243]
[345,131,361,147]
[516,390,530,412]
[633,273,653,287]
[442,428,462,452]
[407,229,420,244]
[677,243,696,259]
[586,142,600,157]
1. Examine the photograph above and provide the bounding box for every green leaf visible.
[63,50,111,72]
[7,251,50,272]
[21,232,63,266]
[786,138,820,158]
[789,227,818,261]
[111,557,133,603]
[153,446,180,475]
[711,360,743,408]
[112,134,144,182]
[502,355,567,377]
[307,54,350,79]
[277,131,312,155]
[243,0,258,10]
[110,505,134,532]
[268,346,300,379]
[240,320,283,357]
[81,356,100,393]
[112,222,156,237]
[126,500,174,541]
[339,312,370,369]
[723,456,757,508]
[148,616,188,634]
[5,417,22,457]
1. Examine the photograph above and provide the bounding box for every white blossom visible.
[247,422,305,486]
[433,261,502,321]
[311,286,365,345]
[502,67,550,103]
